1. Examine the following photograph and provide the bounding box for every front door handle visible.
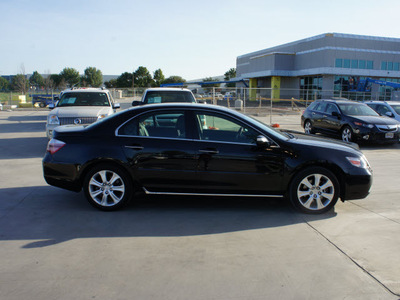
[199,149,219,155]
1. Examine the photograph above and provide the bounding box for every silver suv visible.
[365,101,400,122]
[46,88,120,138]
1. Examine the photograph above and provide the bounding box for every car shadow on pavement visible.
[0,186,337,249]
[0,137,47,159]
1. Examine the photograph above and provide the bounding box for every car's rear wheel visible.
[290,167,339,214]
[341,126,353,142]
[304,120,314,134]
[83,164,133,211]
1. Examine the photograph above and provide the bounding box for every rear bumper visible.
[43,159,82,192]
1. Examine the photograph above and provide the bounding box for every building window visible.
[351,60,358,68]
[388,62,394,70]
[367,61,374,69]
[381,61,387,70]
[359,60,366,69]
[394,63,400,71]
[343,59,351,68]
[335,59,343,68]
[300,76,322,100]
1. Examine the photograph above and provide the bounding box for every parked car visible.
[301,99,400,144]
[43,103,372,214]
[132,88,196,106]
[365,101,400,122]
[46,88,120,139]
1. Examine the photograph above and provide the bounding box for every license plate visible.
[385,132,394,139]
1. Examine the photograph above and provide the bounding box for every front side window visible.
[195,112,258,144]
[119,111,186,138]
[326,103,339,114]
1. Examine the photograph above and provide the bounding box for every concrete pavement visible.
[0,108,399,299]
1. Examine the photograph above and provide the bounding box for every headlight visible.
[48,115,60,125]
[354,122,374,128]
[97,114,107,120]
[346,155,370,168]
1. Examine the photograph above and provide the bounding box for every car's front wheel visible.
[341,126,353,142]
[290,167,339,214]
[83,164,133,211]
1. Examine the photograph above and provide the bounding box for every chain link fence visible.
[0,86,391,113]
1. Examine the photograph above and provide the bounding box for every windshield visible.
[240,114,289,140]
[337,103,379,116]
[144,91,196,104]
[57,92,110,107]
[390,104,400,115]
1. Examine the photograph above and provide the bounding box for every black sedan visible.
[301,99,400,144]
[43,103,372,214]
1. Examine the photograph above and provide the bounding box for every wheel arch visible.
[286,161,346,201]
[78,158,139,191]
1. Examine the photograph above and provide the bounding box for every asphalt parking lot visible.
[1,104,400,300]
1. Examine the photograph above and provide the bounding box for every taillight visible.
[47,138,66,155]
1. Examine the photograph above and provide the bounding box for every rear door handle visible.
[199,149,219,154]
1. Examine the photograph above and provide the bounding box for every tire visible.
[83,163,133,211]
[290,167,339,214]
[341,126,353,143]
[39,102,45,108]
[304,120,314,134]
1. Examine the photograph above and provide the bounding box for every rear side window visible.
[119,111,186,139]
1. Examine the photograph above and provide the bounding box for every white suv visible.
[46,88,120,138]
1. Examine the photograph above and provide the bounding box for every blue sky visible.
[1,0,400,80]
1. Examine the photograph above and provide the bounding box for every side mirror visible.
[131,100,141,106]
[48,103,55,109]
[385,111,394,118]
[256,135,271,147]
[113,103,121,109]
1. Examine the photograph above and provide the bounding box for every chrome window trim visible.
[142,187,284,198]
[115,107,280,148]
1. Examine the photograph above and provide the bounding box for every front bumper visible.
[353,126,400,144]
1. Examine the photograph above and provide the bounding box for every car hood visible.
[350,115,400,125]
[50,106,112,117]
[286,131,361,154]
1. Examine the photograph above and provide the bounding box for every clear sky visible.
[1,0,400,80]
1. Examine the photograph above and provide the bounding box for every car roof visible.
[145,87,192,92]
[315,99,361,104]
[62,88,110,94]
[127,102,236,114]
[365,100,400,104]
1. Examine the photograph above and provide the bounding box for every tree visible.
[83,67,103,87]
[29,71,44,88]
[202,77,220,92]
[60,67,80,87]
[116,72,134,88]
[0,77,10,91]
[224,68,236,88]
[104,79,117,89]
[11,74,29,93]
[134,66,153,87]
[49,74,66,90]
[153,69,165,87]
[163,76,186,85]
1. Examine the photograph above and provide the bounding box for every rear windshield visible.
[58,92,110,107]
[144,91,196,104]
